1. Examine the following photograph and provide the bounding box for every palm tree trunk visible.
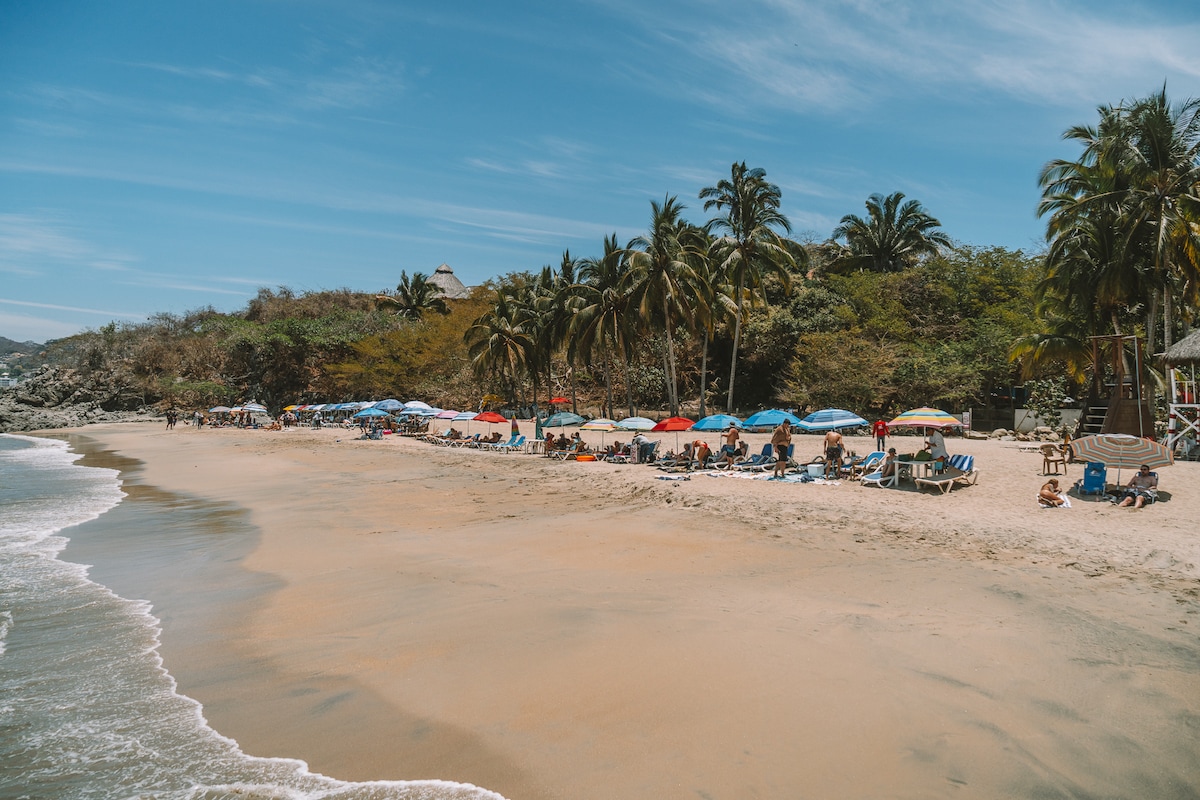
[616,319,635,417]
[570,366,578,415]
[726,279,745,413]
[662,295,679,415]
[1164,287,1174,351]
[698,332,709,417]
[602,345,614,419]
[1146,292,1158,357]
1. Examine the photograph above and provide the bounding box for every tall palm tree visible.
[700,162,798,413]
[575,234,635,418]
[375,271,449,319]
[626,195,702,416]
[464,287,534,407]
[831,192,951,274]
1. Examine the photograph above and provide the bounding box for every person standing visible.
[823,428,845,478]
[719,424,741,467]
[873,419,889,451]
[771,419,792,478]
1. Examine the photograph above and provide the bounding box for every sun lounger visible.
[860,467,898,488]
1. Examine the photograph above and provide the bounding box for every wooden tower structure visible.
[1077,335,1154,438]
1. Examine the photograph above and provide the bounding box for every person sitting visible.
[1117,465,1159,508]
[879,448,898,479]
[555,433,572,450]
[1038,478,1066,507]
[484,431,502,444]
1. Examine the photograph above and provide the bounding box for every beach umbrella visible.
[403,400,435,413]
[511,416,520,436]
[474,411,507,424]
[544,411,585,428]
[615,416,656,431]
[1070,434,1173,472]
[435,409,460,419]
[581,417,616,446]
[742,409,804,430]
[535,415,544,441]
[887,407,962,430]
[353,407,392,418]
[373,399,404,411]
[691,414,743,431]
[208,406,232,413]
[242,402,268,413]
[797,408,869,432]
[549,396,571,404]
[652,416,696,452]
[453,411,477,421]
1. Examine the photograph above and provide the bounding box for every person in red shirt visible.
[872,419,889,451]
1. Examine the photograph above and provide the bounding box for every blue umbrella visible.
[691,414,743,431]
[544,411,585,428]
[353,407,392,418]
[373,399,404,411]
[743,409,805,430]
[797,408,869,432]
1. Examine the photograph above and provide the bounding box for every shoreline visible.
[39,422,1200,798]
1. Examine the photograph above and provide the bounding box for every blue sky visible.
[2,0,1198,343]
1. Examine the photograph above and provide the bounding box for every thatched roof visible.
[427,263,472,300]
[1163,328,1200,365]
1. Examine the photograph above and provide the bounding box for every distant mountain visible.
[0,336,42,356]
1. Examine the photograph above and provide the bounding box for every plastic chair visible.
[1076,462,1106,497]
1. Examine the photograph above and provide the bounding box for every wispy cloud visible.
[0,297,143,318]
[603,0,1200,114]
[0,213,136,276]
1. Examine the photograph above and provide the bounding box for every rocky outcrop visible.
[0,366,152,432]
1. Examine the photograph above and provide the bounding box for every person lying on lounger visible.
[1117,465,1158,508]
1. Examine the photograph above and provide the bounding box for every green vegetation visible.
[42,88,1198,419]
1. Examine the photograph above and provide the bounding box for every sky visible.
[2,0,1199,344]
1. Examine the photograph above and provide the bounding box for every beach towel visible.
[1039,493,1071,508]
[657,475,691,481]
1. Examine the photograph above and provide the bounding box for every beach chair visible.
[731,444,774,472]
[495,435,525,454]
[1040,444,1066,475]
[847,451,885,480]
[861,462,899,488]
[946,454,978,486]
[482,433,518,451]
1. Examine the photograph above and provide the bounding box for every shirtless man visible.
[1117,465,1159,508]
[771,420,792,478]
[823,429,844,477]
[718,424,741,467]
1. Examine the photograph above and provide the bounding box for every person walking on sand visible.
[873,419,889,451]
[771,419,792,478]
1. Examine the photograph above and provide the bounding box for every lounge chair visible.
[494,434,525,453]
[731,444,774,472]
[847,451,886,480]
[946,454,978,486]
[861,462,899,488]
[482,433,519,452]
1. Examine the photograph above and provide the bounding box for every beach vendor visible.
[925,429,948,461]
[1117,465,1159,509]
[632,432,655,464]
[771,419,792,478]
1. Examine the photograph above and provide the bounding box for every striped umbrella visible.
[887,407,962,430]
[1069,434,1173,471]
[581,417,616,446]
[615,416,656,431]
[798,408,868,432]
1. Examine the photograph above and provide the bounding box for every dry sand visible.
[52,422,1200,799]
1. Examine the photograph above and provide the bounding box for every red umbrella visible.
[651,416,696,454]
[549,397,570,404]
[473,411,507,424]
[651,416,696,431]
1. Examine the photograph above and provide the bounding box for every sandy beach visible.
[49,422,1200,799]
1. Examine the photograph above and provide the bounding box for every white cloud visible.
[0,311,91,343]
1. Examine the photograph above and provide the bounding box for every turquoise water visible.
[0,434,505,800]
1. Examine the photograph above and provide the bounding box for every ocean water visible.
[0,434,505,800]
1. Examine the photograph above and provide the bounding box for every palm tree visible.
[464,287,534,406]
[700,162,798,412]
[375,271,449,319]
[575,234,636,418]
[626,195,702,416]
[1039,89,1200,352]
[831,192,951,273]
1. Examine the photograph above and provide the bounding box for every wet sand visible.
[51,423,1200,799]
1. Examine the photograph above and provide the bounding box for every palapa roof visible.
[426,263,472,300]
[1163,328,1200,365]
